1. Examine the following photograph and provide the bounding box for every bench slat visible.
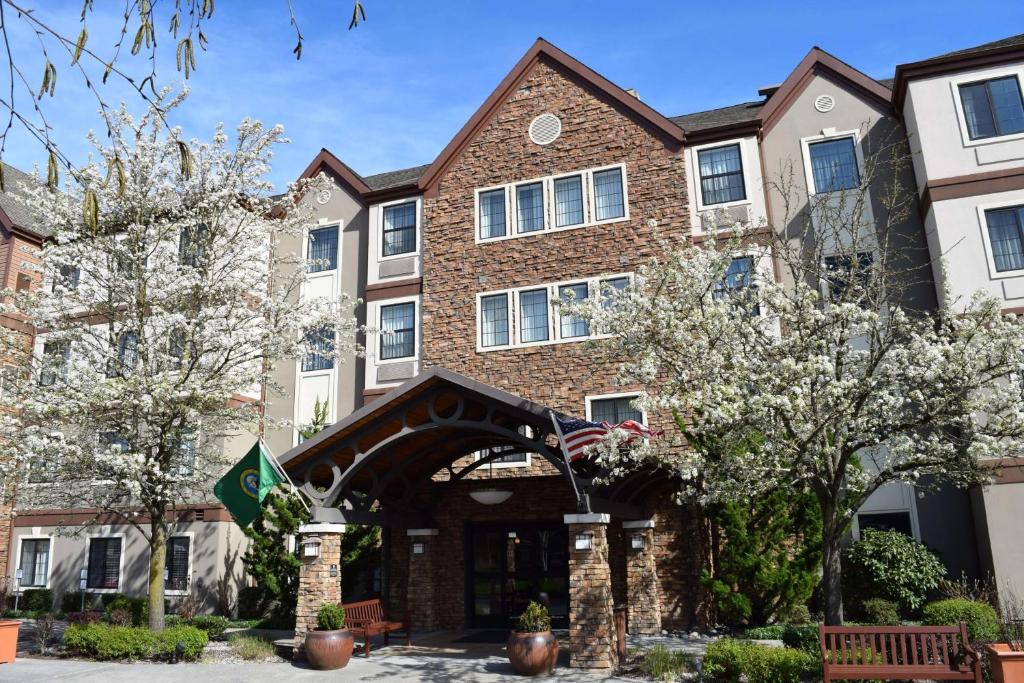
[819,623,980,683]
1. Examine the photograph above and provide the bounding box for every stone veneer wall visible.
[295,531,343,654]
[567,520,616,670]
[624,525,662,634]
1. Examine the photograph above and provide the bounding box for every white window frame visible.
[585,391,648,425]
[852,504,921,542]
[303,220,343,274]
[83,532,126,594]
[975,198,1024,279]
[14,534,54,590]
[474,163,629,245]
[374,295,420,365]
[473,425,536,469]
[378,197,422,262]
[800,129,865,197]
[162,531,195,597]
[475,272,633,352]
[949,68,1024,148]
[692,141,752,212]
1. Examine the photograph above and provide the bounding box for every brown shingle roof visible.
[931,32,1024,61]
[669,101,765,133]
[0,163,47,238]
[362,164,430,192]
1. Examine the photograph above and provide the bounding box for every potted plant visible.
[507,601,558,676]
[304,603,354,671]
[987,592,1024,683]
[0,618,19,664]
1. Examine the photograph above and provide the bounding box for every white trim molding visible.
[948,68,1024,149]
[975,197,1024,280]
[162,531,195,597]
[13,533,54,590]
[83,532,127,594]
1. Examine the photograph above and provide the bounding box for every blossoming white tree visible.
[1,92,357,630]
[578,136,1024,624]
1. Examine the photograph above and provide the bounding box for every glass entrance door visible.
[468,522,569,628]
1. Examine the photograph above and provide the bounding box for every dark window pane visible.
[56,264,80,291]
[713,256,760,316]
[986,207,1024,273]
[959,77,1024,140]
[554,176,584,227]
[698,144,746,205]
[39,341,70,387]
[558,283,589,338]
[383,202,417,256]
[165,537,190,592]
[516,183,544,233]
[108,332,138,378]
[593,169,625,220]
[307,226,338,272]
[87,537,122,589]
[858,512,913,537]
[590,396,642,424]
[19,538,50,587]
[479,189,507,239]
[824,252,875,301]
[302,327,335,372]
[179,224,210,268]
[381,302,415,359]
[809,138,860,193]
[519,289,549,343]
[480,294,509,347]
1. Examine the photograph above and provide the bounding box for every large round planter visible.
[986,643,1024,683]
[0,620,19,664]
[507,630,558,676]
[305,628,354,671]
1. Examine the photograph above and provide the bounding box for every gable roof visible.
[363,164,430,192]
[414,37,685,197]
[0,164,48,241]
[758,47,893,135]
[297,148,372,201]
[892,32,1024,110]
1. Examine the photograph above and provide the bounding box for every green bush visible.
[702,639,818,683]
[63,622,207,661]
[515,601,551,633]
[316,603,345,631]
[922,599,1000,644]
[189,615,230,640]
[782,624,819,654]
[104,596,148,627]
[742,625,786,640]
[640,644,693,680]
[843,530,946,614]
[62,591,88,614]
[155,625,208,661]
[20,588,54,612]
[236,586,267,620]
[860,598,901,625]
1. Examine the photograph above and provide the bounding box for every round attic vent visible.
[529,113,562,145]
[814,94,836,113]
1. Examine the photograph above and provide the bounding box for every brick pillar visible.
[566,513,615,671]
[294,523,344,657]
[623,520,661,635]
[406,528,439,631]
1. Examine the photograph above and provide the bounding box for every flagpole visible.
[260,438,311,514]
[549,410,581,503]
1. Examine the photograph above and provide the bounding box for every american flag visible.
[552,414,661,462]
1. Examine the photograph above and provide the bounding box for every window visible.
[698,144,746,205]
[108,331,139,378]
[985,206,1024,273]
[590,395,642,424]
[554,175,584,228]
[593,168,625,220]
[478,189,507,239]
[516,183,544,233]
[380,302,415,360]
[173,433,197,477]
[55,264,80,291]
[87,537,122,590]
[167,328,188,370]
[306,226,338,273]
[39,341,70,387]
[382,202,417,256]
[100,431,130,454]
[959,76,1024,141]
[600,276,629,311]
[0,365,16,402]
[824,252,875,301]
[519,289,549,343]
[15,273,31,292]
[18,538,50,587]
[166,536,190,592]
[857,511,913,537]
[179,224,210,268]
[808,138,860,193]
[558,283,589,339]
[302,327,335,372]
[713,256,760,316]
[480,293,509,348]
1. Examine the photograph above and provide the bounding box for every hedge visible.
[922,599,1000,644]
[702,639,818,683]
[781,624,819,654]
[185,615,230,640]
[64,623,208,661]
[20,588,54,613]
[104,596,148,627]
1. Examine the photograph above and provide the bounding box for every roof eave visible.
[892,44,1024,112]
[297,148,372,203]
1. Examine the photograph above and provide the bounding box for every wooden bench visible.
[342,598,410,657]
[819,622,981,682]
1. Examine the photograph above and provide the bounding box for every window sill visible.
[475,216,630,246]
[476,332,611,354]
[961,130,1024,148]
[379,250,420,263]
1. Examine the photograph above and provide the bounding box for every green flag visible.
[214,440,285,527]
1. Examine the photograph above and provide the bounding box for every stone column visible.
[294,522,344,657]
[623,519,661,635]
[406,528,439,631]
[566,513,616,671]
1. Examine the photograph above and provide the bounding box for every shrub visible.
[922,599,1000,644]
[640,644,693,680]
[515,601,551,633]
[742,625,786,640]
[702,639,818,683]
[67,611,102,625]
[20,588,54,612]
[64,622,207,661]
[154,625,208,661]
[315,603,345,631]
[189,615,230,640]
[786,604,813,625]
[843,530,946,615]
[107,607,133,627]
[861,598,901,625]
[228,634,277,661]
[62,591,89,614]
[104,596,148,627]
[236,586,266,620]
[782,624,819,654]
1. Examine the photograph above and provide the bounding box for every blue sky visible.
[4,0,1024,191]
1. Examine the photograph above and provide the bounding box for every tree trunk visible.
[821,521,844,625]
[148,515,167,631]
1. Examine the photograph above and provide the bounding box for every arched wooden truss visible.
[277,367,646,527]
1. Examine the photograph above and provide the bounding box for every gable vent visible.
[814,94,836,113]
[529,113,562,145]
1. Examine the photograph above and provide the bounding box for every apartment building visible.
[272,35,1024,649]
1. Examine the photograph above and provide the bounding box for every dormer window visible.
[382,202,417,257]
[958,76,1024,141]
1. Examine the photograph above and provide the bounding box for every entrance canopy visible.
[277,367,645,526]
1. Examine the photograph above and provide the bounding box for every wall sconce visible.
[330,564,338,577]
[574,532,593,551]
[631,534,645,550]
[412,542,425,555]
[303,536,322,558]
